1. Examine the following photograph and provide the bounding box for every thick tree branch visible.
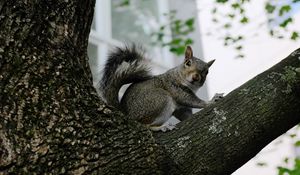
[156,49,300,175]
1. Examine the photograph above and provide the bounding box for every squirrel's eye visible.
[185,60,192,67]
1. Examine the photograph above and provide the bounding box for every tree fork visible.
[1,0,300,174]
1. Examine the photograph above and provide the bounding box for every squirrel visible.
[99,45,222,131]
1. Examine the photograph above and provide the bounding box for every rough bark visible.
[0,0,300,175]
[0,1,164,174]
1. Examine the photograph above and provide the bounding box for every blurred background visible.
[87,0,300,174]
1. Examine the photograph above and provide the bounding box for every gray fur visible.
[121,67,207,126]
[173,107,193,121]
[99,45,216,131]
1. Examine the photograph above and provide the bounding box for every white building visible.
[88,0,300,174]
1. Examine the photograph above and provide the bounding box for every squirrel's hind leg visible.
[124,88,177,132]
[139,90,177,132]
[173,107,192,121]
[150,108,192,132]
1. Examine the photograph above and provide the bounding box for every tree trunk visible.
[0,1,300,175]
[0,1,164,174]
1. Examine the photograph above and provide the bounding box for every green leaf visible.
[293,0,300,2]
[294,140,300,147]
[235,45,243,50]
[224,23,231,29]
[170,46,186,56]
[159,26,165,31]
[240,8,245,14]
[237,35,244,40]
[280,17,293,28]
[231,3,240,9]
[176,46,186,55]
[225,36,232,41]
[228,13,235,19]
[172,19,183,34]
[184,38,193,45]
[170,47,178,53]
[157,33,164,41]
[241,0,250,3]
[216,0,228,3]
[185,18,194,28]
[170,38,182,45]
[265,2,276,14]
[240,16,249,24]
[284,157,289,164]
[291,31,299,40]
[278,167,291,175]
[295,159,300,168]
[279,5,291,16]
[174,19,182,26]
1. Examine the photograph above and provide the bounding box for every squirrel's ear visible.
[207,59,215,67]
[185,46,193,60]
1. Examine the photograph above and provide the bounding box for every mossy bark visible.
[0,0,300,175]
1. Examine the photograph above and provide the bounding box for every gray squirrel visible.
[99,45,223,131]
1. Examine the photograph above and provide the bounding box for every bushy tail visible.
[99,45,151,108]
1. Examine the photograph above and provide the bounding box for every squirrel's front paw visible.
[211,93,224,102]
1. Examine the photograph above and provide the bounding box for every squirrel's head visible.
[181,46,215,88]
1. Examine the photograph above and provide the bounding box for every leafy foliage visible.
[271,125,300,175]
[151,10,195,55]
[216,0,229,3]
[264,1,299,38]
[265,2,276,13]
[208,0,252,58]
[291,31,299,40]
[277,159,300,175]
[113,1,195,56]
[209,0,300,58]
[114,0,299,58]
